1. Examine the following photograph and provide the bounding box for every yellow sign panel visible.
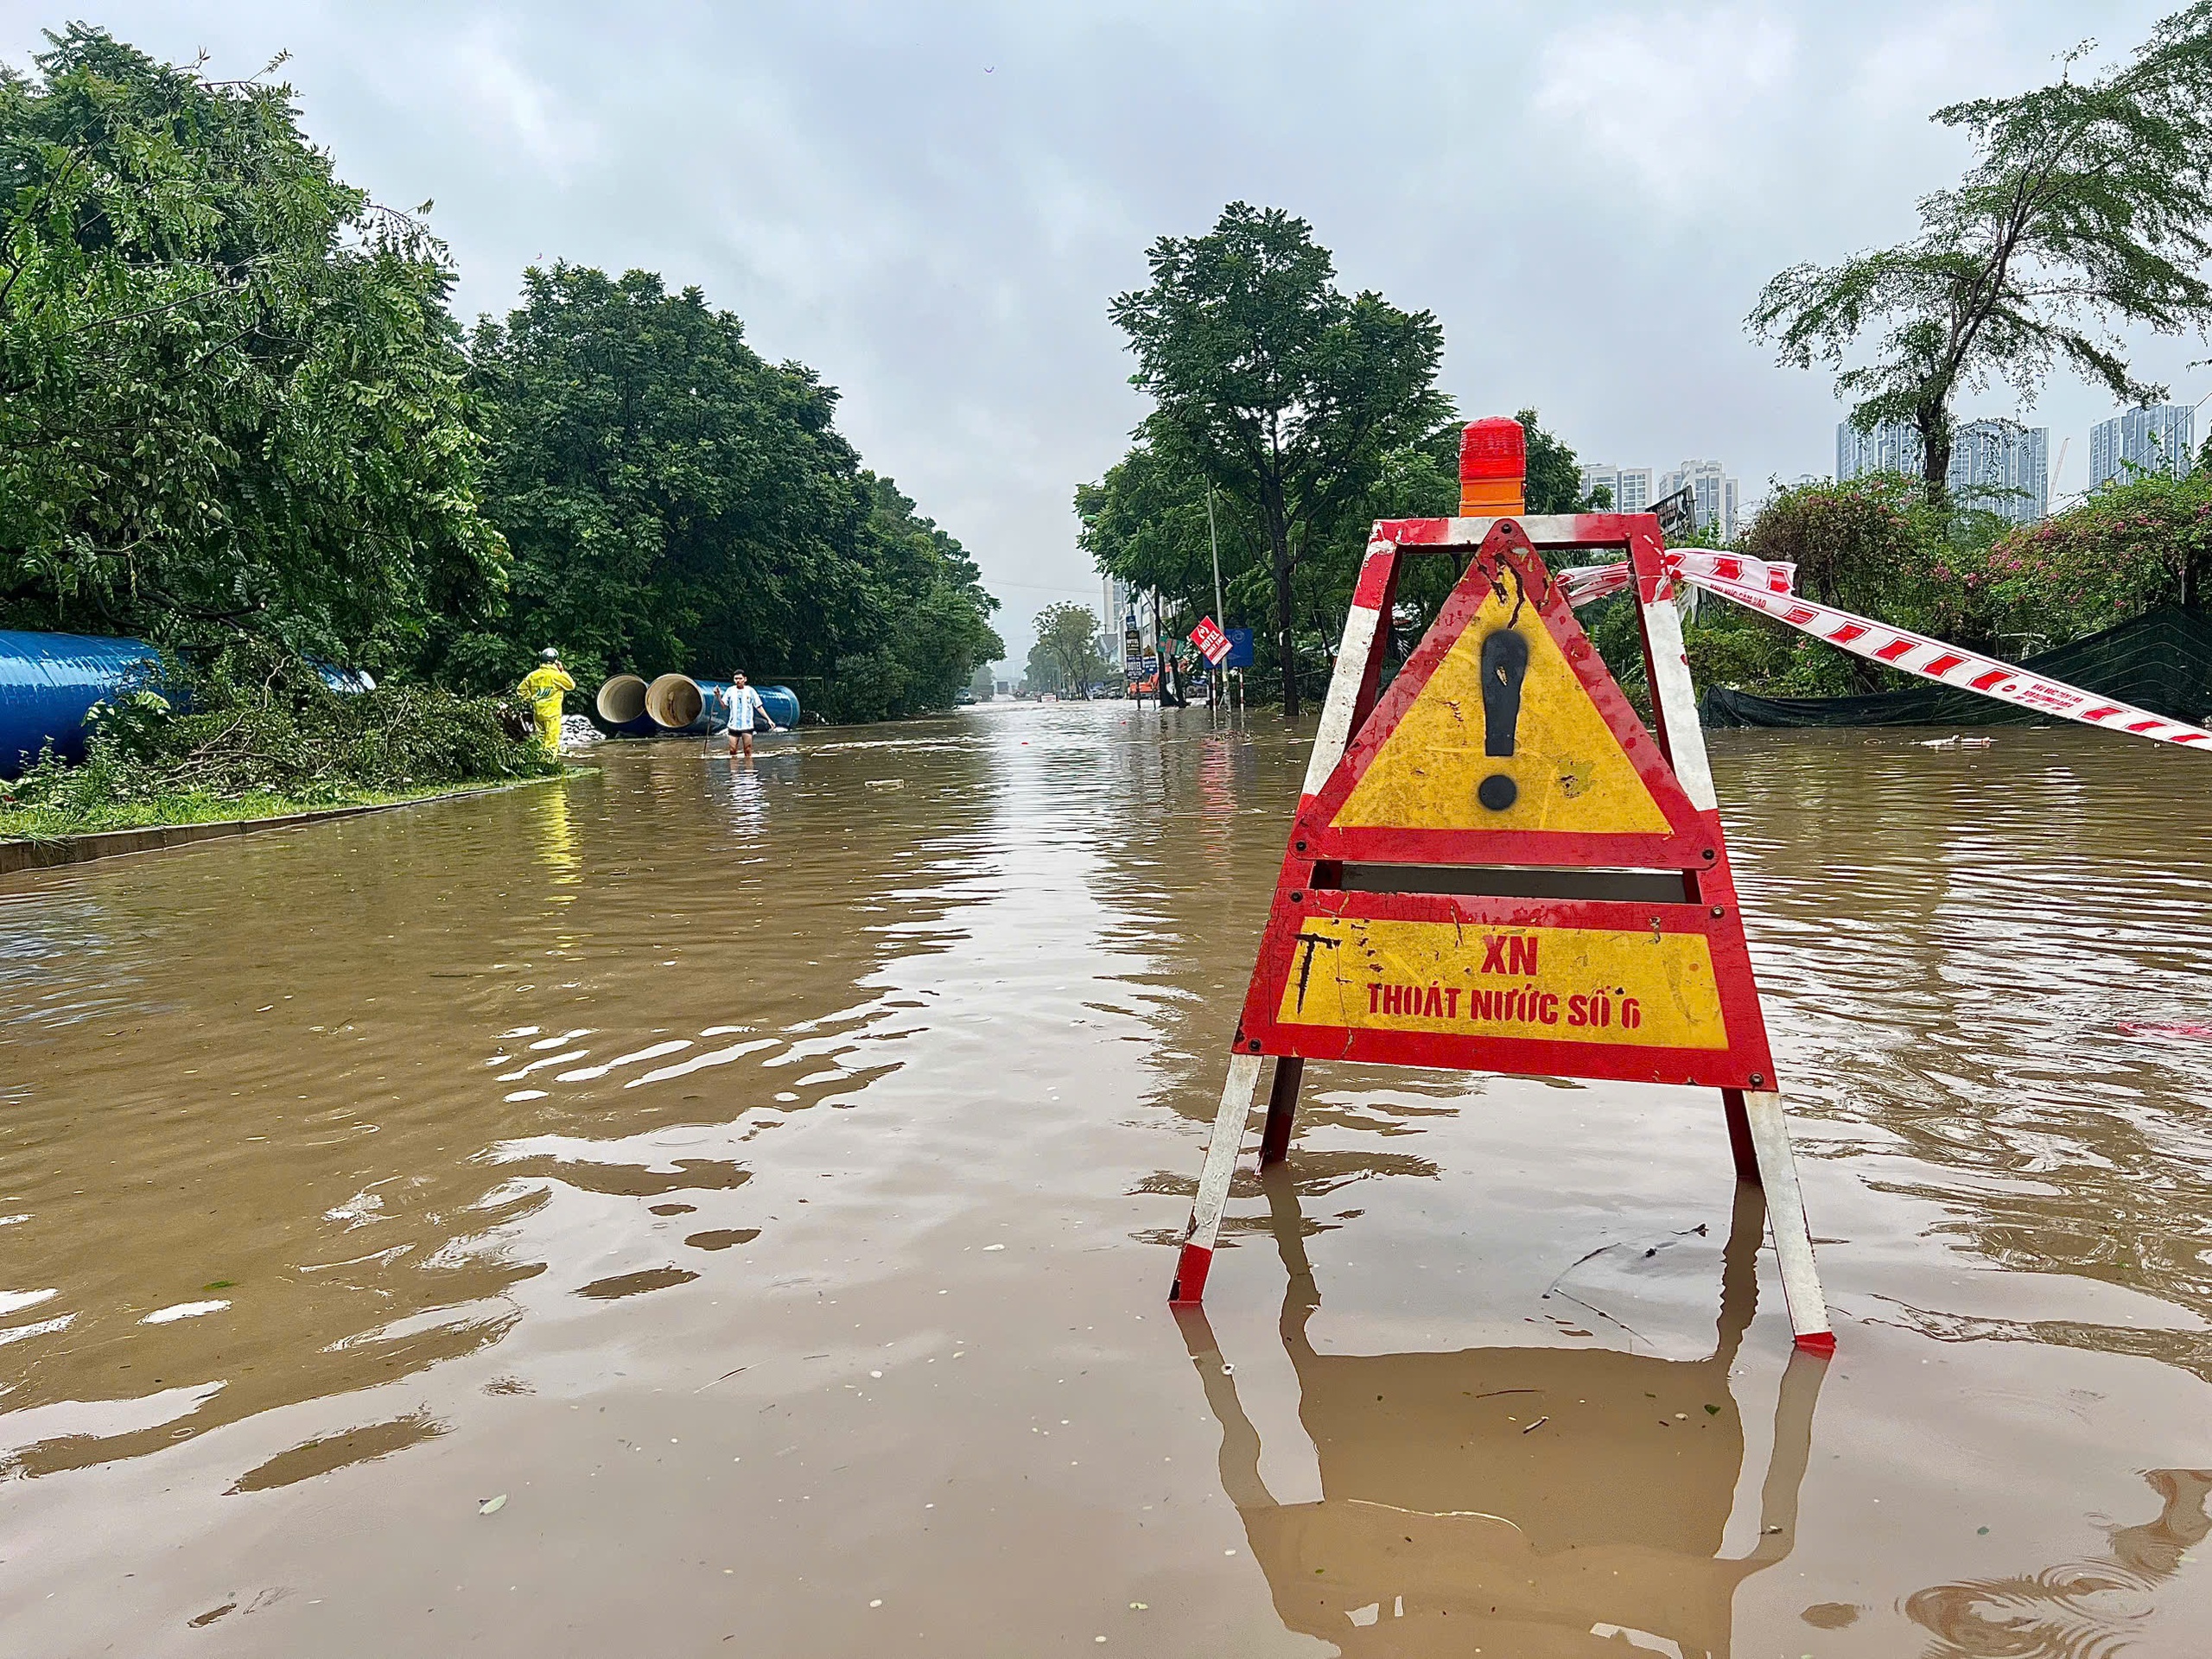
[1274,915,1727,1050]
[1333,578,1669,834]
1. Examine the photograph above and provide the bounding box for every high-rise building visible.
[2088,404,2194,489]
[1102,575,1137,659]
[1950,421,2049,522]
[1835,416,2048,523]
[1836,419,1920,480]
[1656,460,1740,540]
[1577,464,1652,513]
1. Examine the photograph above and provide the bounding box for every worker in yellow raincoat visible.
[518,647,575,753]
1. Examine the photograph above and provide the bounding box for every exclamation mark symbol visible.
[1478,629,1528,812]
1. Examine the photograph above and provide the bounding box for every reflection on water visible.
[0,734,1000,1478]
[1179,1172,1824,1658]
[1906,1469,2212,1659]
[1716,729,2212,1381]
[0,709,2209,1656]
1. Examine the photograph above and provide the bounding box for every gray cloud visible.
[4,2,2198,664]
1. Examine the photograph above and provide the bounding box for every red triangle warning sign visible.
[1233,518,1777,1093]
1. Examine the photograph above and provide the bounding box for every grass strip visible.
[0,771,580,844]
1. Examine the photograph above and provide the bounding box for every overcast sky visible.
[7,3,2202,666]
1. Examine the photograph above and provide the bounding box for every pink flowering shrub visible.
[1962,472,2212,647]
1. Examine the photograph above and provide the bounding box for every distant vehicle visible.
[957,689,977,704]
[1041,692,1058,702]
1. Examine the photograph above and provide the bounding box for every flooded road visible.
[3,705,2212,1656]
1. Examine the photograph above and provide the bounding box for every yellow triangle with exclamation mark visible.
[1333,579,1669,834]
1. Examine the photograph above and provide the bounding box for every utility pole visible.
[1205,484,1226,709]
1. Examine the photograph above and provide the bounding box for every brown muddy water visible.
[3,706,2211,1657]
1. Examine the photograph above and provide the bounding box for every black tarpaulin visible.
[1699,607,2212,730]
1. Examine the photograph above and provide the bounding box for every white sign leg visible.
[1170,1053,1265,1303]
[1742,1090,1836,1353]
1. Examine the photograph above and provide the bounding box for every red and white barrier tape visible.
[1559,550,2212,751]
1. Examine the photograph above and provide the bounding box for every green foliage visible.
[1079,401,1616,706]
[1,638,552,827]
[0,26,995,735]
[1751,4,2212,495]
[1697,474,2006,693]
[1077,428,1274,680]
[1108,202,1450,713]
[1027,601,1109,696]
[0,26,501,667]
[1519,408,1602,513]
[1076,430,1237,621]
[458,265,999,720]
[1737,474,1936,615]
[1666,467,2204,698]
[1965,467,2212,648]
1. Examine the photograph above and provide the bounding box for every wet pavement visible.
[3,705,2211,1656]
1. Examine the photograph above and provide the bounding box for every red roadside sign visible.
[1189,615,1232,666]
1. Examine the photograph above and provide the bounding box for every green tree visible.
[1109,203,1449,714]
[1077,431,1259,650]
[1027,601,1108,696]
[463,265,999,717]
[1675,474,2019,696]
[0,27,500,667]
[1751,5,2212,499]
[1721,476,1955,691]
[1081,410,1611,707]
[1519,408,1603,513]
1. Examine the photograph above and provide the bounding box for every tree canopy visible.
[1973,467,2212,642]
[1751,4,2212,497]
[1078,406,1604,708]
[0,26,500,667]
[0,27,997,724]
[455,264,1000,716]
[1673,462,2212,700]
[1108,203,1450,713]
[1025,601,1109,696]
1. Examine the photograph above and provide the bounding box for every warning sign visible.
[1302,537,1708,871]
[1274,915,1727,1051]
[1332,572,1669,834]
[1189,615,1232,667]
[1236,523,1771,1090]
[1168,426,1833,1357]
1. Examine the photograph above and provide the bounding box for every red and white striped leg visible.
[1297,540,1397,798]
[1169,1053,1265,1304]
[1740,1090,1835,1354]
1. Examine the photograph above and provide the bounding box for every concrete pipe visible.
[594,674,656,735]
[645,672,711,732]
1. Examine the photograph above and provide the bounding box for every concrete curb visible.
[0,772,577,879]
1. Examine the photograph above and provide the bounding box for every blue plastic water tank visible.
[0,632,374,779]
[759,685,801,729]
[0,631,164,778]
[675,678,801,734]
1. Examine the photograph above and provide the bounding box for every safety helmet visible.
[540,646,561,661]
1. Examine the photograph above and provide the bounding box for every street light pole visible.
[1205,484,1225,709]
